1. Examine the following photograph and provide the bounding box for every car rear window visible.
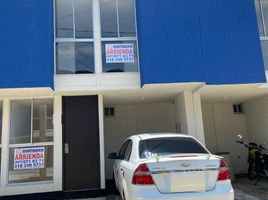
[139,137,208,159]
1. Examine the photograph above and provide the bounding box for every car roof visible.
[132,133,193,140]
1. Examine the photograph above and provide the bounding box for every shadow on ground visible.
[233,176,268,200]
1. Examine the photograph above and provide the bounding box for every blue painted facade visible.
[0,0,265,89]
[0,0,54,89]
[136,0,266,85]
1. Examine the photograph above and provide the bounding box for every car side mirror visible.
[108,152,118,160]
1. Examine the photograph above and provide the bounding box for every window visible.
[233,104,244,114]
[55,0,95,74]
[56,42,94,74]
[100,0,138,72]
[139,137,208,159]
[104,106,115,117]
[55,0,139,74]
[9,99,54,183]
[124,140,132,161]
[0,102,3,176]
[255,0,268,69]
[101,0,136,38]
[118,140,129,160]
[261,40,268,70]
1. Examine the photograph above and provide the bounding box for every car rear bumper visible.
[128,180,234,200]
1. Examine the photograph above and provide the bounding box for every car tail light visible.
[132,163,155,185]
[218,159,230,181]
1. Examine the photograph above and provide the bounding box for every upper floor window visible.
[55,0,95,74]
[56,0,93,38]
[255,0,268,69]
[100,0,139,73]
[55,0,139,74]
[100,0,136,38]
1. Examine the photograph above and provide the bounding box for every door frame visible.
[61,94,105,191]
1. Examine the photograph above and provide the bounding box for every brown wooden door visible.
[62,96,100,191]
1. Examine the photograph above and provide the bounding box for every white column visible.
[1,98,10,190]
[98,94,105,189]
[53,96,63,191]
[193,93,206,145]
[174,92,206,145]
[93,0,103,74]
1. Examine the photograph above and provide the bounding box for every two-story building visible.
[0,0,268,198]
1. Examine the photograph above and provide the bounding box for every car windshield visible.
[139,137,208,159]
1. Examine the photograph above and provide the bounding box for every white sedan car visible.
[108,133,234,200]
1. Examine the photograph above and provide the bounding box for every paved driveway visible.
[233,177,268,200]
[79,177,268,200]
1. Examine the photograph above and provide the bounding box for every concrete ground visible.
[79,177,268,200]
[233,176,268,200]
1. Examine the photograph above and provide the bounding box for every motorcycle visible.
[236,134,268,185]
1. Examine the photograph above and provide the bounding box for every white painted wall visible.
[55,72,140,92]
[244,95,268,145]
[175,92,205,144]
[104,102,176,179]
[202,103,248,174]
[174,93,188,133]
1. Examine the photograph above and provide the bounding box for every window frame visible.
[0,100,3,178]
[255,0,267,38]
[100,0,137,39]
[0,100,3,147]
[123,140,132,161]
[55,0,95,75]
[55,0,94,40]
[100,0,140,73]
[8,98,54,184]
[255,0,268,70]
[54,0,140,75]
[118,140,129,160]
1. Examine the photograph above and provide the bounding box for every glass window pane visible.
[255,0,265,36]
[33,99,54,143]
[10,101,32,144]
[261,40,268,70]
[102,41,138,72]
[56,42,95,74]
[0,148,1,174]
[0,102,2,144]
[139,138,208,159]
[75,0,93,38]
[9,146,53,183]
[118,141,129,160]
[100,0,118,37]
[118,0,136,37]
[75,42,95,73]
[56,42,75,74]
[261,0,268,36]
[56,0,74,38]
[124,141,132,161]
